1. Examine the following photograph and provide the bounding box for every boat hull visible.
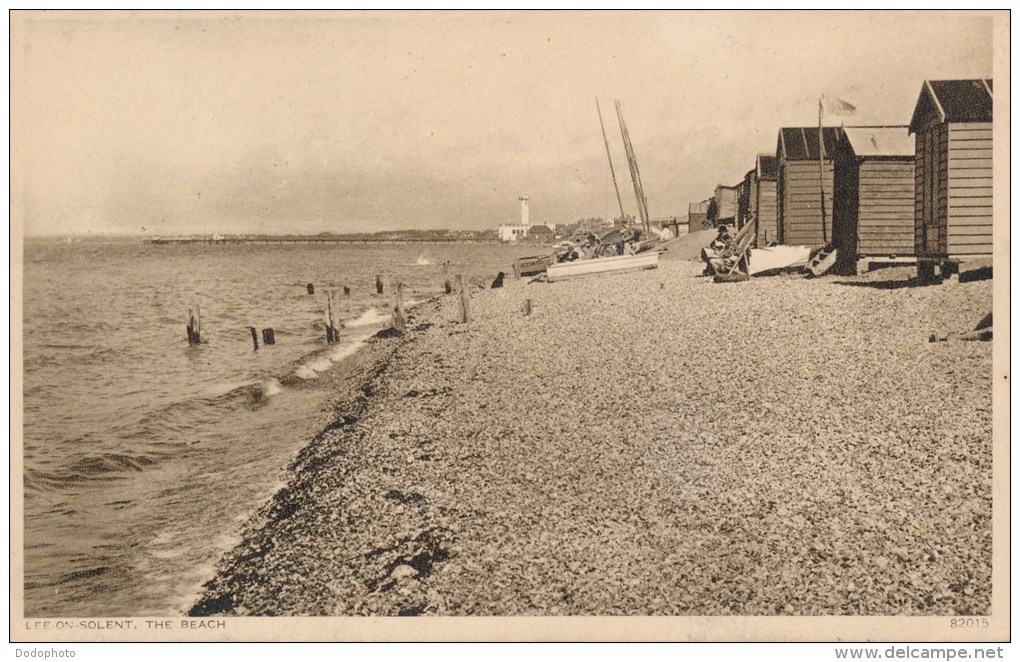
[748,246,812,275]
[546,252,660,282]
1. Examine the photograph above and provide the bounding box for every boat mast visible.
[615,100,651,235]
[596,97,626,224]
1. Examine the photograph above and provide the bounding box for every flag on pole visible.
[816,96,855,243]
[820,95,857,121]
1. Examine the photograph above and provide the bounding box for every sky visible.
[11,10,996,237]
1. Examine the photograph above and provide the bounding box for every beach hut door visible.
[918,125,943,255]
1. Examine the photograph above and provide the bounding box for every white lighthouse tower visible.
[498,195,535,242]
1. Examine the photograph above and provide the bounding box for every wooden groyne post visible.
[523,299,532,316]
[457,274,470,323]
[444,262,453,294]
[307,283,315,295]
[261,328,276,345]
[324,290,341,343]
[249,326,259,351]
[186,307,202,345]
[393,282,406,334]
[376,275,385,295]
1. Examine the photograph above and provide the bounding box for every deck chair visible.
[715,221,756,275]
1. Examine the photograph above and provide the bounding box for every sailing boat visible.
[544,99,662,282]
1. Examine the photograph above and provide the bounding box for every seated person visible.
[701,225,734,274]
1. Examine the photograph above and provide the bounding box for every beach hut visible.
[738,170,754,229]
[713,184,739,225]
[751,154,779,247]
[776,126,841,246]
[832,126,916,274]
[908,79,993,274]
[688,199,711,230]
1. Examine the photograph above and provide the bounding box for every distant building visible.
[498,224,530,242]
[688,199,711,230]
[498,194,535,242]
[526,225,555,242]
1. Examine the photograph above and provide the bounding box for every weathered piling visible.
[323,298,331,343]
[376,275,384,295]
[444,262,453,295]
[523,299,532,316]
[343,283,351,296]
[186,307,202,345]
[393,282,406,334]
[324,291,340,343]
[249,326,259,351]
[332,291,342,339]
[307,283,315,295]
[457,274,470,323]
[262,328,276,345]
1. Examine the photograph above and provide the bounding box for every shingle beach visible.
[190,232,993,617]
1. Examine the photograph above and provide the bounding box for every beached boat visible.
[546,251,660,282]
[513,253,556,277]
[748,245,812,275]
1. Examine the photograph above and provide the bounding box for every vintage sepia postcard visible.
[9,9,1010,646]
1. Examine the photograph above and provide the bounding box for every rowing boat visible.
[545,251,660,282]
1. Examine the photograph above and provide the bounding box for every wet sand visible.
[191,240,993,616]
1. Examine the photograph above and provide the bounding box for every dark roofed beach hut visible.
[909,79,993,267]
[832,126,916,274]
[776,126,841,247]
[751,154,779,247]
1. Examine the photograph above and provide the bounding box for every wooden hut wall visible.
[714,186,738,223]
[833,134,915,259]
[912,81,993,259]
[779,160,833,246]
[755,178,778,246]
[915,123,992,257]
[832,144,859,257]
[944,123,992,256]
[738,172,753,227]
[914,120,948,257]
[856,159,915,256]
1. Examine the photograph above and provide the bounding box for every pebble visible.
[391,565,418,580]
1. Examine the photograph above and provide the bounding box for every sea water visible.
[22,238,535,617]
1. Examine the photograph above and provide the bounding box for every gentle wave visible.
[345,307,391,328]
[294,333,373,380]
[25,452,166,491]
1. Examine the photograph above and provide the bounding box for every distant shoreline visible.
[142,237,512,246]
[22,235,555,247]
